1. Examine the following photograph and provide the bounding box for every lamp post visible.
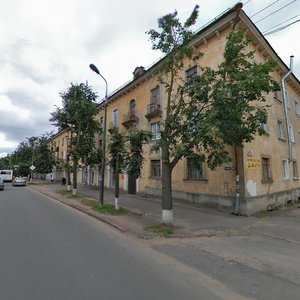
[89,63,108,207]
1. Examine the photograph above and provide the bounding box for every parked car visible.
[0,178,4,190]
[12,176,26,187]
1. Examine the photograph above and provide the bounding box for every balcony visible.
[122,110,139,128]
[145,103,162,120]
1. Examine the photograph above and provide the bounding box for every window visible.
[295,99,300,116]
[150,86,160,105]
[99,117,104,128]
[112,108,119,127]
[129,99,136,116]
[282,158,289,180]
[185,65,198,82]
[285,91,290,108]
[261,157,272,181]
[277,120,286,140]
[288,123,295,143]
[151,160,161,178]
[293,161,298,179]
[259,122,269,134]
[150,122,161,140]
[274,90,282,102]
[187,158,205,180]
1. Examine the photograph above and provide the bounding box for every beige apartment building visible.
[50,5,300,215]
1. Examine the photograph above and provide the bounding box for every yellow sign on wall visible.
[246,157,261,169]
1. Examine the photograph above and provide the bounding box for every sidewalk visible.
[28,180,258,239]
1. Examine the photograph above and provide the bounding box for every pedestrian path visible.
[29,180,258,239]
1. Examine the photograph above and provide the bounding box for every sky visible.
[1,0,300,157]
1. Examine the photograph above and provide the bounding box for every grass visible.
[56,189,128,215]
[91,203,128,215]
[145,223,174,237]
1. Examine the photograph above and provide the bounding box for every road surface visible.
[0,184,231,300]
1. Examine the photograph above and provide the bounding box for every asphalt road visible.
[0,184,227,300]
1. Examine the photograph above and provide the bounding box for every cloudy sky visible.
[1,0,299,157]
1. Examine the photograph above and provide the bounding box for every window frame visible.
[129,99,136,116]
[277,120,286,140]
[274,90,282,103]
[295,99,300,116]
[150,86,160,105]
[185,65,198,82]
[186,158,205,181]
[112,108,119,127]
[150,159,161,178]
[150,121,161,140]
[293,160,299,180]
[261,156,272,182]
[282,158,289,180]
[99,116,104,129]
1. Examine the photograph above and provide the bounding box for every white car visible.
[12,177,26,187]
[0,178,4,190]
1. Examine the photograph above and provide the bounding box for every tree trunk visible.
[161,144,173,225]
[114,157,119,210]
[72,163,77,196]
[234,146,245,215]
[67,171,71,191]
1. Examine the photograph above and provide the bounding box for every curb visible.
[29,186,127,233]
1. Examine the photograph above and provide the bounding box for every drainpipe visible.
[282,55,294,162]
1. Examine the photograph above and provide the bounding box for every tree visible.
[211,30,279,213]
[50,82,100,195]
[107,128,151,209]
[7,134,56,178]
[147,7,278,224]
[107,127,126,209]
[34,134,56,175]
[108,127,151,209]
[147,5,225,224]
[126,130,152,178]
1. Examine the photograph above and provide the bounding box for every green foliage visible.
[147,6,230,172]
[126,130,152,177]
[211,30,280,147]
[107,127,127,174]
[50,82,100,173]
[145,223,174,237]
[90,203,128,215]
[0,156,11,169]
[8,134,56,176]
[34,134,56,174]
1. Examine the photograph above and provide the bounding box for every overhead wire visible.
[250,0,281,18]
[263,13,300,32]
[264,18,300,35]
[254,0,297,24]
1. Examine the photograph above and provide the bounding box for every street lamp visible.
[89,63,108,207]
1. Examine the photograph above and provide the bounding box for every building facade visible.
[50,5,300,215]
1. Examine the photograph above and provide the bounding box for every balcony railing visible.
[122,110,139,128]
[145,103,162,119]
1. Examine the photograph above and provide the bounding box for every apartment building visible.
[50,5,300,215]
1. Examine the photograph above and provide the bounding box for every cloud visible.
[0,0,299,157]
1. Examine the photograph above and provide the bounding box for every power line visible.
[264,18,300,35]
[243,0,253,5]
[250,0,281,18]
[263,13,300,33]
[255,0,297,24]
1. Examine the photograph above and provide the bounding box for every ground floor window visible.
[293,160,298,179]
[187,158,205,180]
[282,158,289,180]
[261,157,272,181]
[151,160,161,178]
